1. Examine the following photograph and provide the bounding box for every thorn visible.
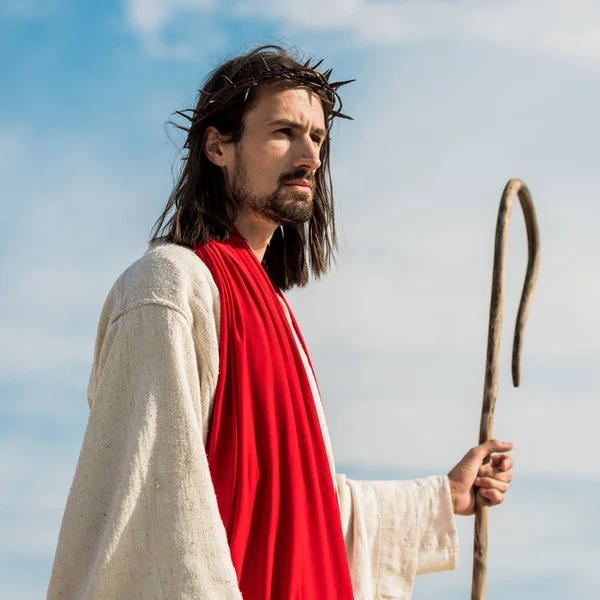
[173,124,191,133]
[330,79,356,89]
[312,58,324,70]
[261,56,271,71]
[222,74,235,86]
[243,87,250,102]
[303,58,311,68]
[174,110,194,123]
[323,68,333,81]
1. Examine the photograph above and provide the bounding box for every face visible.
[222,85,327,225]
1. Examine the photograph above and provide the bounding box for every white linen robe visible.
[47,241,459,600]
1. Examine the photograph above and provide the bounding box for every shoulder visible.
[102,240,220,331]
[88,240,221,412]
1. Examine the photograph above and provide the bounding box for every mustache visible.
[279,169,315,185]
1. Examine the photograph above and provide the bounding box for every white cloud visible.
[237,0,600,64]
[125,0,213,34]
[123,0,220,58]
[124,0,600,65]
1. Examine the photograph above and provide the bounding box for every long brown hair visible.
[150,45,353,291]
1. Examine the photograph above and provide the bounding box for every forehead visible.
[246,84,326,129]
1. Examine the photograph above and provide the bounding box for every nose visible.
[292,135,322,172]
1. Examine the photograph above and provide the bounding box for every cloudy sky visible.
[2,1,599,598]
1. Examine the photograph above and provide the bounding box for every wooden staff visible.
[471,179,540,600]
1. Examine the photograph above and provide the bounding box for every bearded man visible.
[48,46,514,600]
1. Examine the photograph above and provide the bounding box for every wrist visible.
[447,476,458,514]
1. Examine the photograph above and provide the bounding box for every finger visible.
[475,477,509,493]
[480,456,514,475]
[491,454,514,471]
[479,487,504,505]
[478,464,494,477]
[477,465,513,483]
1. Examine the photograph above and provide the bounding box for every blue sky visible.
[2,1,600,598]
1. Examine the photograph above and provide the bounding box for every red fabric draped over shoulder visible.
[193,232,354,600]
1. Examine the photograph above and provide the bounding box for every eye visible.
[276,128,293,137]
[311,134,324,146]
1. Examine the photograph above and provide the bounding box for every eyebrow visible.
[268,119,327,138]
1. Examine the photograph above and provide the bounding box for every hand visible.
[447,439,514,516]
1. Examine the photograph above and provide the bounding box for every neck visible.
[233,211,278,263]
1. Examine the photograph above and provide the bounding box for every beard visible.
[230,152,314,226]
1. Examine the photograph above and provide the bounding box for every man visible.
[48,46,514,600]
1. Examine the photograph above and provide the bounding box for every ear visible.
[203,126,231,167]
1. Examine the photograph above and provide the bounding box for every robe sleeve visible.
[336,473,459,600]
[47,303,242,600]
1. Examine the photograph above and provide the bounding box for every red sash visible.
[193,232,354,599]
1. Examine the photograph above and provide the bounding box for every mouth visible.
[284,179,313,190]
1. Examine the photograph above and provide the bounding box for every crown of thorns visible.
[175,57,355,133]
